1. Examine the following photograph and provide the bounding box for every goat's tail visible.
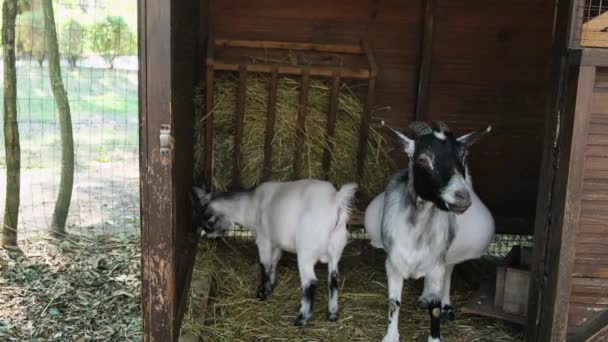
[335,183,358,229]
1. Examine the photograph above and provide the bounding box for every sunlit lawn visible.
[0,63,139,169]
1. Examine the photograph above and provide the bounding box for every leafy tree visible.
[60,18,86,68]
[91,15,134,69]
[15,10,45,66]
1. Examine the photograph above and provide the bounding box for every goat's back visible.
[255,179,351,254]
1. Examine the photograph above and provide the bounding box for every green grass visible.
[0,64,139,169]
[2,65,138,123]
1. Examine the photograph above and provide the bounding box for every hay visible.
[182,241,523,342]
[0,235,141,341]
[194,73,395,198]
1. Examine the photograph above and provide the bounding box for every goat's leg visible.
[327,259,340,322]
[269,247,282,287]
[441,264,455,320]
[256,241,274,300]
[295,255,318,326]
[382,262,403,342]
[417,276,432,310]
[426,266,446,342]
[327,226,347,322]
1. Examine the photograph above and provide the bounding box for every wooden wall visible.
[203,0,555,233]
[568,66,608,329]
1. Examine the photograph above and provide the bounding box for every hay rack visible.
[202,37,378,190]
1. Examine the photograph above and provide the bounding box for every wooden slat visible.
[214,38,365,54]
[582,48,608,67]
[203,37,215,188]
[213,62,370,80]
[262,68,279,180]
[579,223,608,234]
[591,87,608,114]
[293,70,310,179]
[415,0,436,120]
[322,72,341,178]
[232,65,247,187]
[596,69,608,88]
[356,76,376,180]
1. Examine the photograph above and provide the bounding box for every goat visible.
[190,179,358,326]
[364,130,495,322]
[368,121,491,342]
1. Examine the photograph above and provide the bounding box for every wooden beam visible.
[415,0,436,120]
[232,65,247,187]
[214,38,364,54]
[213,62,370,80]
[567,309,608,341]
[322,71,341,178]
[263,67,279,181]
[581,48,608,67]
[293,70,310,179]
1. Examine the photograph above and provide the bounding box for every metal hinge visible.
[160,124,171,157]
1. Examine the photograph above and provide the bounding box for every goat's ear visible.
[457,126,492,147]
[388,128,415,157]
[192,186,211,204]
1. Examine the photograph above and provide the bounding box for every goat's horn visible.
[431,121,450,133]
[408,121,432,137]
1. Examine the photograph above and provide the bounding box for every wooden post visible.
[322,71,341,178]
[263,68,279,180]
[293,70,310,179]
[232,65,247,187]
[356,76,376,180]
[203,36,215,188]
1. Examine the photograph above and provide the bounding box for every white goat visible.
[368,121,492,342]
[190,179,358,326]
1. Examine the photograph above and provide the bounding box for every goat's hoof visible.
[327,311,339,322]
[294,313,309,327]
[256,285,272,301]
[416,298,429,310]
[441,305,455,321]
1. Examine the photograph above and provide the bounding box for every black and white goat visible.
[365,123,496,322]
[366,121,492,342]
[190,180,358,326]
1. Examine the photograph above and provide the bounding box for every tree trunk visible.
[2,0,20,247]
[42,0,74,237]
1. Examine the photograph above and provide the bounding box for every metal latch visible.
[160,124,171,157]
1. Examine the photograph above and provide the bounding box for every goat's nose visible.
[454,190,471,204]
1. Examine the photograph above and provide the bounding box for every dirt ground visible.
[0,115,140,239]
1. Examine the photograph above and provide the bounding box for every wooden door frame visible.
[139,0,201,341]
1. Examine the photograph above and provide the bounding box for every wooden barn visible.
[137,0,608,341]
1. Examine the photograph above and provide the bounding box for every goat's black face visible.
[390,121,491,214]
[190,187,228,239]
[412,131,469,213]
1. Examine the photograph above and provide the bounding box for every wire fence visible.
[0,0,139,240]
